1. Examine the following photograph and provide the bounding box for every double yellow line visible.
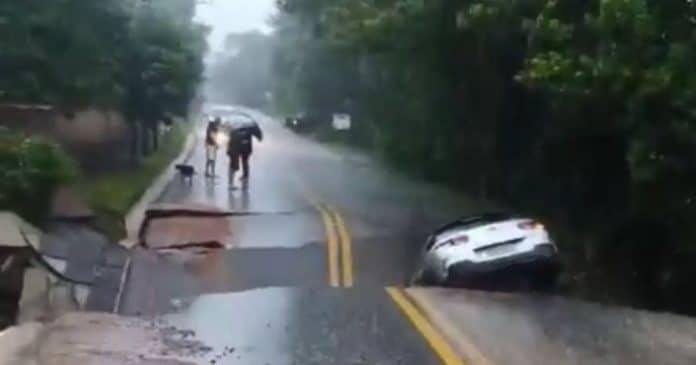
[295,179,479,365]
[386,287,466,365]
[291,175,354,287]
[317,204,354,287]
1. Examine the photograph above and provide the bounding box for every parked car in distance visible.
[284,113,320,133]
[415,212,560,291]
[285,116,300,129]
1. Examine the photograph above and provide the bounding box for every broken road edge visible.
[113,123,198,313]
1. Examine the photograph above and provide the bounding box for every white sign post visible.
[332,114,352,130]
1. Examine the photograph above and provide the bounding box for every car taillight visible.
[518,220,544,230]
[449,235,469,246]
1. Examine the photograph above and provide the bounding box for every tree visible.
[120,6,207,157]
[147,0,197,23]
[270,0,696,310]
[519,0,696,218]
[0,129,77,224]
[0,0,130,109]
[0,0,207,161]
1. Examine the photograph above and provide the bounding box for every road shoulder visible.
[406,287,696,365]
[123,126,198,248]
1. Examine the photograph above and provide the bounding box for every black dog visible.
[175,164,195,185]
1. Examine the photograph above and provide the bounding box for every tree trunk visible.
[128,121,139,165]
[141,123,151,156]
[151,124,159,151]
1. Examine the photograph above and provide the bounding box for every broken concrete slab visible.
[0,312,208,365]
[0,212,131,326]
[39,222,128,285]
[0,212,41,249]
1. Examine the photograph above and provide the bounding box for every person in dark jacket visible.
[204,117,221,177]
[227,122,263,188]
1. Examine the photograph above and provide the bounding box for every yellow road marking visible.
[408,290,495,365]
[386,287,465,365]
[318,205,340,287]
[289,175,351,287]
[331,208,354,287]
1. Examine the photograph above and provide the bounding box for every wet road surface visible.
[164,288,439,365]
[120,110,449,364]
[408,288,696,365]
[114,108,696,365]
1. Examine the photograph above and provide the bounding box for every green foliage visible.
[0,129,77,224]
[81,121,190,216]
[121,6,207,122]
[270,0,696,309]
[0,0,205,227]
[271,0,696,221]
[0,0,131,107]
[1,0,207,158]
[519,0,696,206]
[147,0,197,24]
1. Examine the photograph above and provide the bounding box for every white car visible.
[417,212,560,289]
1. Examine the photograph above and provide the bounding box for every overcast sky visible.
[195,0,276,52]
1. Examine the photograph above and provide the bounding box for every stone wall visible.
[0,105,130,173]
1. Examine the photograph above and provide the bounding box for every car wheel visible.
[411,269,426,286]
[435,264,451,287]
[532,271,558,293]
[417,266,439,286]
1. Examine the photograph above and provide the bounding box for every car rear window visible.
[433,212,513,235]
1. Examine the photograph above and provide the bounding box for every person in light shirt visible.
[204,117,221,177]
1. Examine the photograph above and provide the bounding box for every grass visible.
[81,122,191,217]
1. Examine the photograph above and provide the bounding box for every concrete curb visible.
[122,127,198,249]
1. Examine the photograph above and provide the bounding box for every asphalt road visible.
[119,110,462,364]
[115,109,696,365]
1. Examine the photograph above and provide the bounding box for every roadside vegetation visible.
[0,129,77,225]
[0,1,205,226]
[209,0,696,314]
[80,122,190,217]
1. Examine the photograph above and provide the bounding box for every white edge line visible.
[112,256,132,314]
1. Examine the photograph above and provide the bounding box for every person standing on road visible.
[226,121,263,188]
[204,117,221,177]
